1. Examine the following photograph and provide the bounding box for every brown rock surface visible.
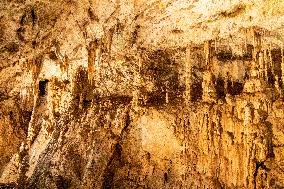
[1,0,284,188]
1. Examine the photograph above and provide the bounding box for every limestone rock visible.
[1,0,284,189]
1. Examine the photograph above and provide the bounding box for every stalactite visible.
[202,41,216,103]
[202,71,217,103]
[64,56,70,79]
[245,28,248,55]
[251,28,262,81]
[185,44,192,103]
[269,45,274,77]
[31,55,43,97]
[95,39,102,80]
[281,47,284,91]
[103,27,114,54]
[204,40,212,70]
[20,60,32,105]
[87,41,96,85]
[251,28,261,62]
[52,45,69,80]
[87,38,102,86]
[214,38,218,53]
[259,51,265,80]
[264,49,269,82]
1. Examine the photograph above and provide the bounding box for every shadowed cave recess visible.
[1,0,284,188]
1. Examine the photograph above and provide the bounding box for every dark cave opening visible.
[146,92,166,107]
[39,80,49,96]
[227,81,244,96]
[216,50,233,61]
[216,77,225,99]
[191,82,203,101]
[140,49,182,106]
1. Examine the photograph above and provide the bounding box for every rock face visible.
[1,0,284,188]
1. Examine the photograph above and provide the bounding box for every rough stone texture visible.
[1,0,284,188]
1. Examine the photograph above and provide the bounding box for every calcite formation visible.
[1,0,284,188]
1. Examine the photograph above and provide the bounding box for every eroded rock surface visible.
[1,0,284,188]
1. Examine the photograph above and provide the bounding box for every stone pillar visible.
[184,45,192,103]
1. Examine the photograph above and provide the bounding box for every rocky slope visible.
[1,0,284,188]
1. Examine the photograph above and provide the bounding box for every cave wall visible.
[1,0,284,188]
